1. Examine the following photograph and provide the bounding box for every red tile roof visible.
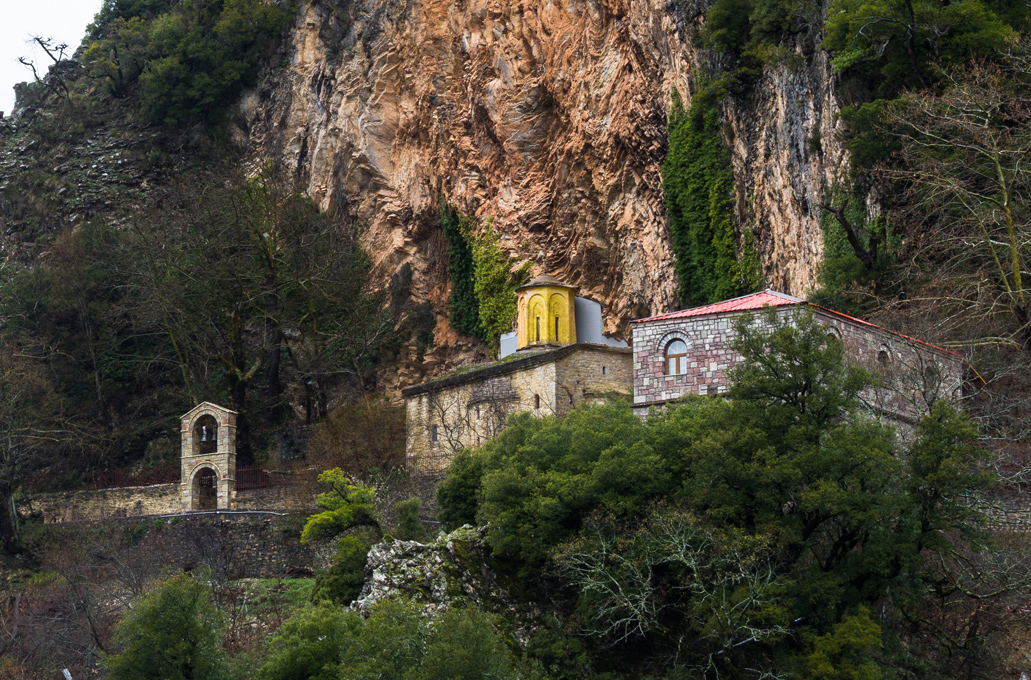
[631,290,804,323]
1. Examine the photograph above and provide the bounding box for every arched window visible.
[534,394,541,410]
[877,349,890,368]
[665,339,688,376]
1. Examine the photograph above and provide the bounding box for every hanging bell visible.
[200,426,208,442]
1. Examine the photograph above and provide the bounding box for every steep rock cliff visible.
[240,0,847,386]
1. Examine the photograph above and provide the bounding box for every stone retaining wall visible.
[19,483,182,524]
[21,481,318,525]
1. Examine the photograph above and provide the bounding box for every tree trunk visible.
[266,340,283,421]
[229,379,252,467]
[0,489,20,552]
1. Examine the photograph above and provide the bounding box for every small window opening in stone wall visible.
[555,316,560,340]
[602,365,607,375]
[431,424,438,444]
[534,394,541,409]
[878,349,890,368]
[707,384,718,396]
[665,339,688,375]
[194,414,218,455]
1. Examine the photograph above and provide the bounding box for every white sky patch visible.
[0,0,104,116]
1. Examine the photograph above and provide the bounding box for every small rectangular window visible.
[602,365,607,375]
[555,316,560,339]
[431,424,438,443]
[534,394,541,409]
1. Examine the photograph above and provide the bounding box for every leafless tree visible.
[558,508,788,677]
[0,337,83,550]
[18,36,72,104]
[874,45,1031,446]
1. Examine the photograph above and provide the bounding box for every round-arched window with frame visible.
[665,339,688,376]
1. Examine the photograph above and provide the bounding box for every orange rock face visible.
[244,0,847,391]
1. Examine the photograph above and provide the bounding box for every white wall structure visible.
[574,297,628,348]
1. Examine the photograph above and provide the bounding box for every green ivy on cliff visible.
[661,90,760,307]
[472,222,531,357]
[439,202,532,350]
[439,199,484,340]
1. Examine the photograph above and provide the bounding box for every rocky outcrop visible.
[354,525,512,616]
[242,0,848,390]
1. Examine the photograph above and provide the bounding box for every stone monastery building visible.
[404,283,964,470]
[629,289,963,420]
[403,276,633,469]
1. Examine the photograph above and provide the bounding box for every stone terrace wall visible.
[32,512,332,579]
[22,479,319,525]
[20,483,181,524]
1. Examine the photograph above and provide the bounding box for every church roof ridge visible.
[631,289,803,323]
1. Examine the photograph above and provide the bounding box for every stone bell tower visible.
[180,402,237,511]
[515,275,578,350]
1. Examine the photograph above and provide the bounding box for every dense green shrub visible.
[436,309,992,675]
[85,0,287,126]
[105,572,227,680]
[310,533,375,605]
[139,0,287,126]
[393,497,429,542]
[260,603,359,680]
[661,90,760,307]
[261,597,537,680]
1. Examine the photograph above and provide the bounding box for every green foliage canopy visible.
[436,309,991,674]
[104,572,226,680]
[85,0,286,127]
[301,469,380,544]
[261,597,535,680]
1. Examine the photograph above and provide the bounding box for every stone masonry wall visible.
[631,307,963,424]
[405,345,633,470]
[406,361,558,470]
[22,480,319,525]
[555,346,633,408]
[20,483,182,524]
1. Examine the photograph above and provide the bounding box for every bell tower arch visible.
[179,402,237,511]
